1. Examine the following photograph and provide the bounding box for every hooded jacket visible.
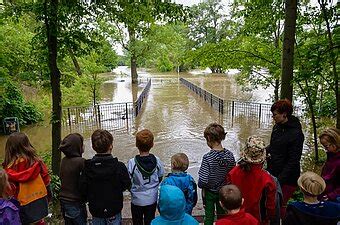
[59,133,85,202]
[4,158,50,224]
[161,172,198,215]
[79,154,131,218]
[128,154,164,206]
[227,164,276,224]
[283,201,340,225]
[151,185,199,225]
[266,115,304,185]
[320,151,340,201]
[198,149,236,192]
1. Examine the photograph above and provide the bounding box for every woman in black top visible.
[266,99,304,219]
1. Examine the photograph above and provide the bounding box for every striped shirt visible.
[198,149,236,192]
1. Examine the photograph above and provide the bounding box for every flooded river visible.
[0,67,274,175]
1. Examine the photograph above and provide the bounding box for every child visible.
[198,123,236,225]
[59,133,87,225]
[0,169,21,225]
[161,153,198,215]
[318,128,339,201]
[283,171,340,225]
[151,185,199,225]
[127,129,164,225]
[3,132,50,225]
[79,129,131,225]
[216,185,259,225]
[227,135,276,225]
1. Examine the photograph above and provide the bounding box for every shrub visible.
[0,80,42,127]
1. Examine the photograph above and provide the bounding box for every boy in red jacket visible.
[216,185,259,225]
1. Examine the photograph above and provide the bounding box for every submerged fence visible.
[180,78,224,114]
[62,79,152,132]
[135,79,151,117]
[180,78,278,127]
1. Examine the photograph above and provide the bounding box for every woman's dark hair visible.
[270,99,293,117]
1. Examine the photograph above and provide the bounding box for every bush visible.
[40,152,61,202]
[0,80,42,126]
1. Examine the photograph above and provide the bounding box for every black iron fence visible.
[135,79,151,117]
[62,79,152,132]
[224,100,273,128]
[62,102,134,133]
[180,78,303,127]
[180,78,224,114]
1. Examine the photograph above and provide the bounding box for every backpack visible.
[0,199,21,225]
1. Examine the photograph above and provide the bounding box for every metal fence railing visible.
[62,79,152,133]
[180,78,224,114]
[180,78,303,127]
[62,102,134,133]
[135,79,151,117]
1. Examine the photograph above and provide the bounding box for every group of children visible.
[0,123,339,225]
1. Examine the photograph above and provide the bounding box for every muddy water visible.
[0,68,274,178]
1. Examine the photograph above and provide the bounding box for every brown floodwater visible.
[0,67,274,177]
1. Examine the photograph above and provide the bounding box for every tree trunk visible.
[45,0,61,176]
[128,26,138,84]
[68,47,81,76]
[280,0,297,101]
[274,79,280,101]
[131,55,138,84]
[319,0,339,128]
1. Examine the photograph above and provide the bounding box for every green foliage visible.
[141,23,190,72]
[61,76,92,107]
[0,80,42,125]
[39,152,61,202]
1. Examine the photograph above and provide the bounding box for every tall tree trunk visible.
[68,47,81,76]
[128,26,138,84]
[274,79,280,101]
[45,0,61,175]
[131,55,138,84]
[280,0,297,101]
[319,0,339,128]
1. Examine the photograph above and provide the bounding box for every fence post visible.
[134,102,138,117]
[67,108,71,127]
[210,93,213,106]
[125,103,128,120]
[232,101,235,119]
[97,105,101,125]
[220,99,224,114]
[258,104,262,127]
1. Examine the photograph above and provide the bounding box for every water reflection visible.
[0,68,274,170]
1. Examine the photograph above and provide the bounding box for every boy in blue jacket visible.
[162,153,198,215]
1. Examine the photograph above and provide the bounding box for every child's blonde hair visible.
[0,169,10,198]
[3,132,39,167]
[319,128,340,150]
[171,153,189,172]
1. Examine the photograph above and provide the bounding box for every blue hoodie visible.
[161,172,198,214]
[151,185,198,225]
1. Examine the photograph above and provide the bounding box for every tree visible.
[230,0,284,101]
[141,23,190,72]
[2,0,100,175]
[188,0,228,73]
[280,0,298,101]
[104,1,187,83]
